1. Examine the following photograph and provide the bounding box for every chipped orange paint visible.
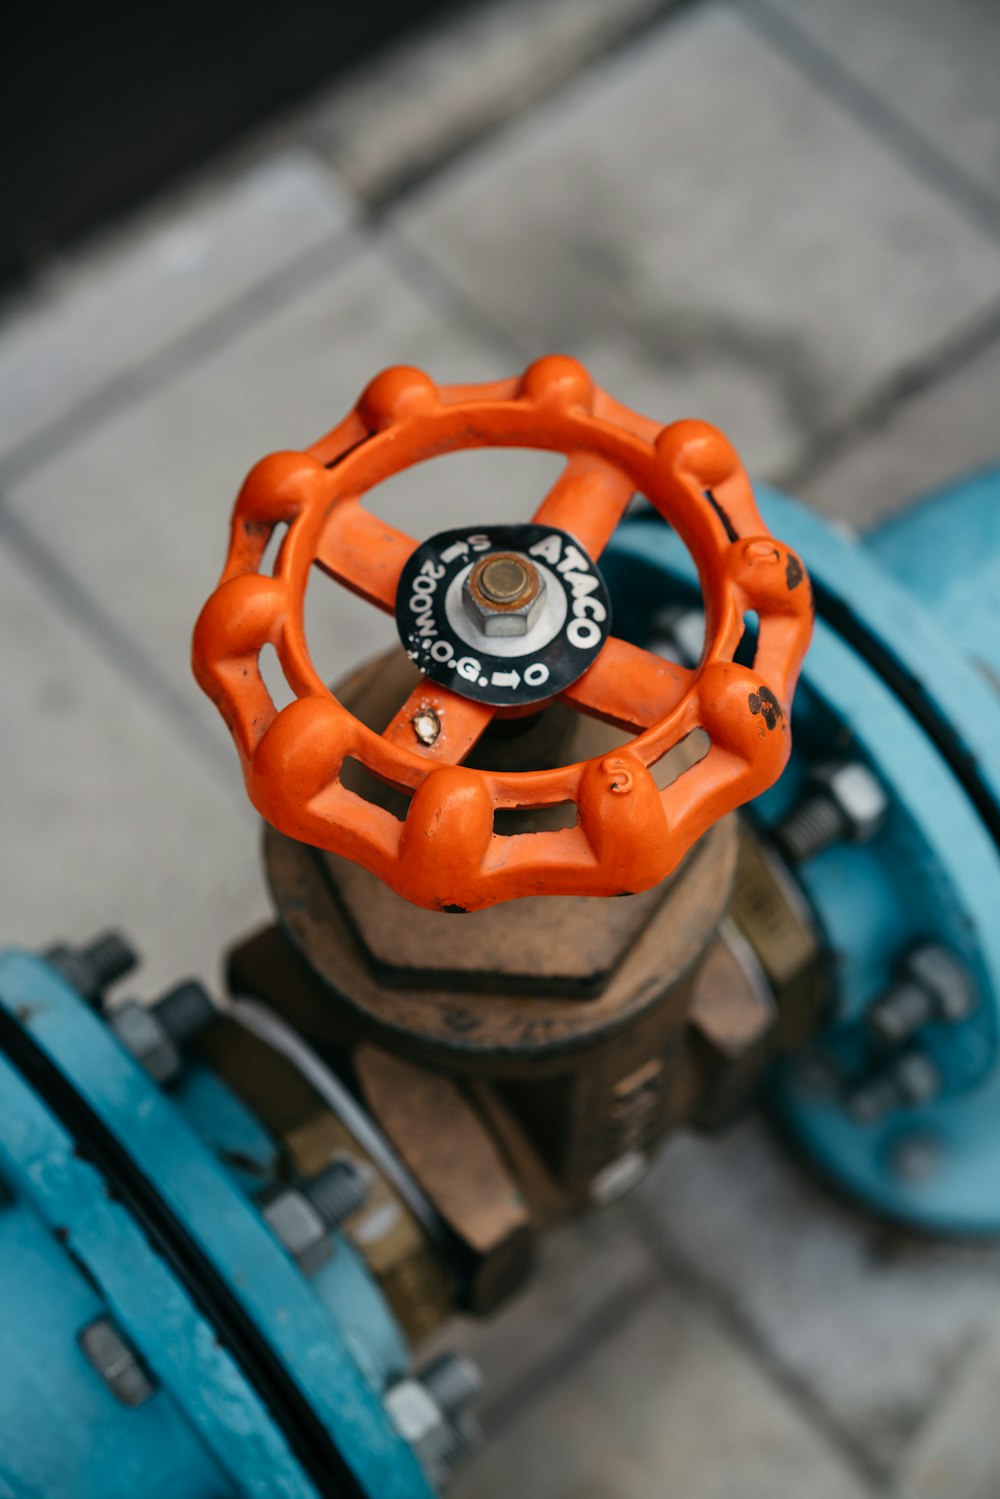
[193,357,813,912]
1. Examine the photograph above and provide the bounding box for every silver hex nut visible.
[462,552,546,637]
[812,760,888,843]
[262,1189,331,1277]
[108,1001,181,1085]
[385,1378,454,1488]
[904,944,977,1024]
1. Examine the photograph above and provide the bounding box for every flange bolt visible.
[304,1158,369,1233]
[262,1159,368,1277]
[419,1352,484,1420]
[868,945,977,1046]
[847,1050,941,1126]
[385,1353,483,1486]
[44,931,138,1003]
[107,979,217,1085]
[775,760,888,865]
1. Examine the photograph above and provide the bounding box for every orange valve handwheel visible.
[193,357,813,912]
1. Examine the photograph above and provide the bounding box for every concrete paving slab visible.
[4,241,560,766]
[421,1203,658,1416]
[634,1117,1000,1474]
[0,150,354,467]
[450,1277,871,1499]
[396,4,1000,479]
[297,0,674,200]
[900,1310,1000,1499]
[795,335,1000,529]
[757,0,1000,218]
[0,539,264,1000]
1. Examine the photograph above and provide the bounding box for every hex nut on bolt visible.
[262,1160,367,1277]
[776,760,888,864]
[869,944,977,1045]
[385,1378,456,1487]
[263,1190,332,1277]
[385,1356,483,1488]
[107,980,217,1086]
[462,553,545,637]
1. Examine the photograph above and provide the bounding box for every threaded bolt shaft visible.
[775,794,844,864]
[82,933,138,989]
[868,980,933,1046]
[304,1160,367,1231]
[442,1413,481,1473]
[44,931,138,1003]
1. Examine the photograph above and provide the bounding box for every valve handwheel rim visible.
[193,356,814,912]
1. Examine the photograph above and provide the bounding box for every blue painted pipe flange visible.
[605,468,1000,1233]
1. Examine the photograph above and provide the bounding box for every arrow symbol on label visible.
[491,669,520,690]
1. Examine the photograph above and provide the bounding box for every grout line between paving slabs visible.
[349,0,702,214]
[774,294,1000,496]
[734,0,1000,247]
[472,1265,665,1445]
[0,503,237,791]
[0,224,364,491]
[623,1192,892,1495]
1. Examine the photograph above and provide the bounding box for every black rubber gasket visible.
[0,1002,359,1499]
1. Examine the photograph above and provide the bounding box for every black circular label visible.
[395,524,612,707]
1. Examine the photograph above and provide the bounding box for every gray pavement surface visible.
[3,0,999,1492]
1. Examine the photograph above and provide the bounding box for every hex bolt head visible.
[44,931,138,1004]
[79,1317,155,1408]
[462,552,545,637]
[776,760,888,864]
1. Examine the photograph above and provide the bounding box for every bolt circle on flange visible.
[193,356,814,911]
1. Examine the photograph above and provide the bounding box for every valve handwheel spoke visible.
[561,636,696,736]
[194,356,813,911]
[315,500,418,612]
[530,452,635,561]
